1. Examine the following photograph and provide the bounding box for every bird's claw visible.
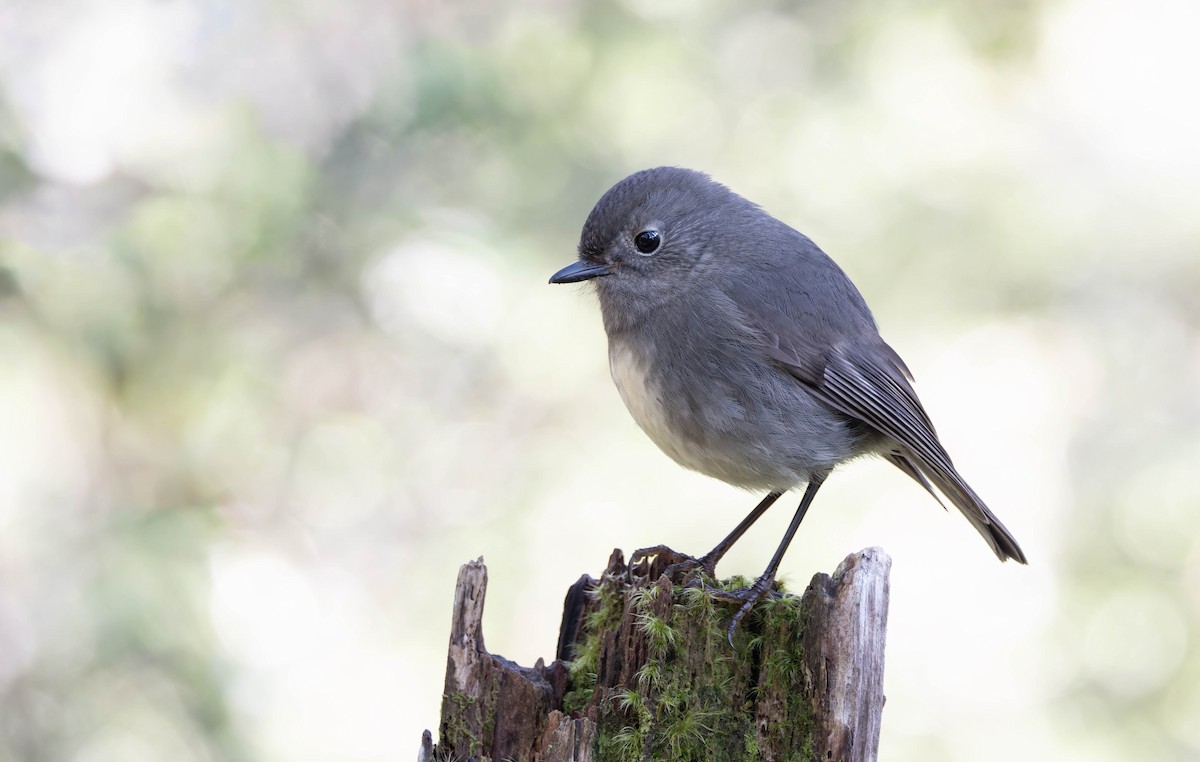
[629,545,715,584]
[704,579,781,604]
[702,577,780,646]
[630,546,780,647]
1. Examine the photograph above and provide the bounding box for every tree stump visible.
[423,547,891,761]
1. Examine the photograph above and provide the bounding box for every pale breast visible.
[608,339,705,471]
[607,334,834,492]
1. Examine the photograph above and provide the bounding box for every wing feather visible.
[734,295,1027,563]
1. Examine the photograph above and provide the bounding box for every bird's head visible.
[550,167,754,327]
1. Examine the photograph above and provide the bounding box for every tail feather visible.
[890,452,1027,564]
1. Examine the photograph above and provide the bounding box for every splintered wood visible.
[423,548,891,762]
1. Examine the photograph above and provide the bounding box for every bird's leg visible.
[630,491,784,583]
[693,490,783,576]
[712,475,827,646]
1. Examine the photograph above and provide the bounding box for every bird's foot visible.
[630,546,783,646]
[706,573,780,646]
[629,545,716,586]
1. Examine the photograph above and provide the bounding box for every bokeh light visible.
[1,0,1197,759]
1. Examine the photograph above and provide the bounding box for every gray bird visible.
[550,167,1025,642]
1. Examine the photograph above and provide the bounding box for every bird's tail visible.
[889,451,1027,564]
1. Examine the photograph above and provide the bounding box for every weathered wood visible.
[801,548,891,760]
[435,558,570,761]
[425,547,891,761]
[739,548,892,761]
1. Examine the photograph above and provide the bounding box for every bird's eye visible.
[633,229,661,254]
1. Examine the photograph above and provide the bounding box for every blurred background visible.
[1,0,1198,759]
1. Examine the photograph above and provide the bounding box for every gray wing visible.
[734,293,1027,564]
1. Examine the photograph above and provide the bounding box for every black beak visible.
[549,259,612,284]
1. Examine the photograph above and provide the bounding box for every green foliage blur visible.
[1,1,1198,760]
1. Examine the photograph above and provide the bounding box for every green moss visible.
[603,724,643,762]
[637,611,677,657]
[606,575,749,758]
[744,729,760,757]
[634,659,661,692]
[756,593,819,756]
[562,677,597,716]
[717,574,753,592]
[440,692,481,757]
[562,566,820,760]
[602,687,653,762]
[562,570,628,716]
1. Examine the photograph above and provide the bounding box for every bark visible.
[424,547,891,761]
